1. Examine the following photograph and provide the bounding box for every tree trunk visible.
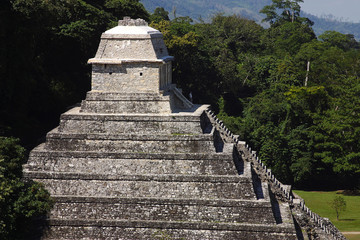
[304,61,310,86]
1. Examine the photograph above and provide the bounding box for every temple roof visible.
[88,17,173,64]
[104,25,159,36]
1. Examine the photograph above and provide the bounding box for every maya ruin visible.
[24,17,346,240]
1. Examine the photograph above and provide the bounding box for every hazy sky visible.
[301,0,360,23]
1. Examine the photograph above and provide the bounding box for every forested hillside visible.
[141,0,272,23]
[141,0,360,39]
[302,12,360,39]
[1,0,359,237]
[148,1,360,191]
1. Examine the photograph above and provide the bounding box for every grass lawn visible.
[294,190,360,235]
[344,234,360,240]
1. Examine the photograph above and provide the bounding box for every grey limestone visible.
[80,86,194,114]
[118,17,148,26]
[44,129,215,153]
[42,220,297,240]
[91,63,162,93]
[28,174,257,200]
[50,197,276,224]
[60,106,207,134]
[26,153,239,176]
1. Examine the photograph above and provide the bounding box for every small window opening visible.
[109,72,112,75]
[140,72,143,76]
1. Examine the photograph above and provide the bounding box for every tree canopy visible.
[0,137,53,239]
[148,7,359,189]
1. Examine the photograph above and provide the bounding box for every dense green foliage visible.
[141,0,360,39]
[0,0,149,148]
[149,1,360,190]
[332,196,347,221]
[142,0,271,22]
[0,137,53,239]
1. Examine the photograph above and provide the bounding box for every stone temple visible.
[24,18,345,239]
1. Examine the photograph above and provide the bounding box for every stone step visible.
[81,99,171,114]
[44,219,297,240]
[45,128,216,153]
[79,92,208,114]
[26,144,245,176]
[58,105,211,135]
[80,92,172,114]
[29,144,232,160]
[80,96,172,114]
[24,171,261,200]
[50,196,277,224]
[29,143,232,160]
[26,155,242,176]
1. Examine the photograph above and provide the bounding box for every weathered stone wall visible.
[45,129,215,153]
[91,63,161,93]
[51,197,276,224]
[79,89,195,114]
[80,94,172,114]
[26,153,239,176]
[59,107,205,134]
[159,62,172,89]
[59,116,202,134]
[94,36,169,60]
[151,37,170,59]
[32,176,257,199]
[43,223,298,240]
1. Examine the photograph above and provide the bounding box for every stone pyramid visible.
[24,17,298,239]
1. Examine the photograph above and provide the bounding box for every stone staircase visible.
[24,104,298,239]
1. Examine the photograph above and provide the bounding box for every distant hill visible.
[140,0,360,39]
[140,0,272,24]
[302,12,360,39]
